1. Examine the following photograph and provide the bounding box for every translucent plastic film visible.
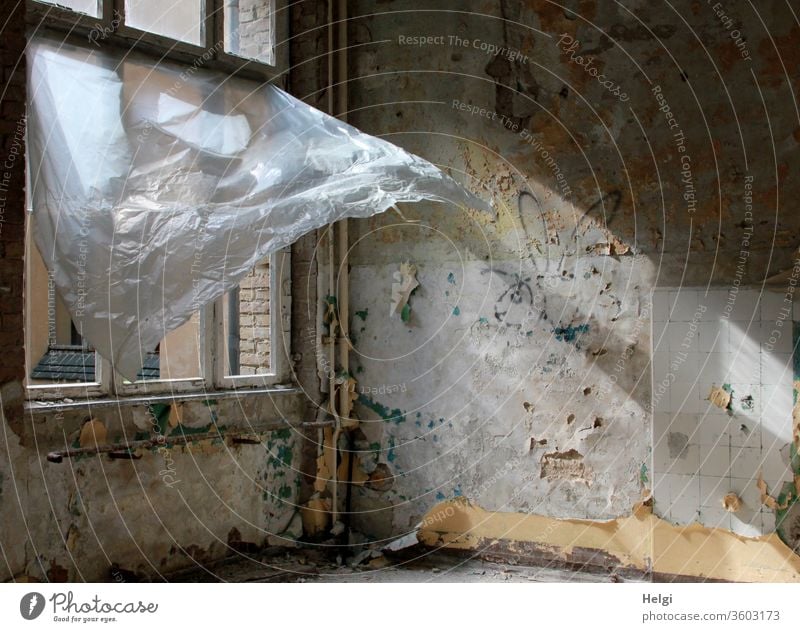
[27,37,490,380]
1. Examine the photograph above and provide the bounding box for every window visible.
[34,0,101,17]
[124,0,205,46]
[24,0,291,397]
[27,0,287,78]
[25,222,291,397]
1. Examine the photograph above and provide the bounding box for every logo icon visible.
[20,592,45,620]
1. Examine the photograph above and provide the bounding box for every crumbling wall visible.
[0,0,325,581]
[342,0,800,547]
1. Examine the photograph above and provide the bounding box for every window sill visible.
[25,384,302,415]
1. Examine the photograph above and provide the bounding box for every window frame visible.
[26,0,288,84]
[24,0,294,400]
[213,248,291,389]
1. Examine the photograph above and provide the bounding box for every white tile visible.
[697,414,730,447]
[670,413,700,439]
[699,475,728,506]
[731,511,765,537]
[728,418,760,448]
[728,322,755,354]
[667,322,689,352]
[761,353,792,384]
[703,352,732,379]
[699,505,732,530]
[670,381,701,414]
[651,290,670,322]
[700,444,730,477]
[702,290,730,321]
[672,352,699,381]
[652,320,669,352]
[762,510,776,532]
[670,289,700,322]
[760,291,787,323]
[653,440,673,473]
[761,322,792,353]
[731,477,762,513]
[698,321,726,353]
[669,443,701,475]
[728,384,760,416]
[652,351,671,383]
[730,446,763,478]
[670,473,700,508]
[728,350,761,383]
[728,289,759,322]
[670,502,700,525]
[760,384,792,425]
[760,450,792,488]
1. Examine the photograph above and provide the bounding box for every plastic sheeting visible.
[27,37,490,380]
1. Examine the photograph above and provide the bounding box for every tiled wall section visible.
[652,289,796,537]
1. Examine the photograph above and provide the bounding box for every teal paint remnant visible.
[387,437,397,463]
[400,303,411,323]
[278,484,292,499]
[358,394,406,424]
[478,317,489,325]
[355,309,369,321]
[452,306,460,316]
[435,491,445,501]
[447,272,456,284]
[553,323,590,343]
[640,463,649,485]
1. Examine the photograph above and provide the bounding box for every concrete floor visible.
[169,549,640,583]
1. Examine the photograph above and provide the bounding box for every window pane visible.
[223,259,271,376]
[34,0,101,18]
[125,0,204,46]
[129,311,204,382]
[26,226,98,385]
[224,0,274,65]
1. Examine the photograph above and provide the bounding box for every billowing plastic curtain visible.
[26,37,490,380]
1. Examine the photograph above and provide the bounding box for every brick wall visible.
[237,260,270,373]
[0,0,27,435]
[229,0,274,65]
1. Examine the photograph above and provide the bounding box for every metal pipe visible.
[45,420,336,463]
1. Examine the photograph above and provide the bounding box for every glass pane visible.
[128,311,203,382]
[26,226,98,385]
[34,0,101,18]
[223,259,271,376]
[224,0,274,65]
[125,0,204,46]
